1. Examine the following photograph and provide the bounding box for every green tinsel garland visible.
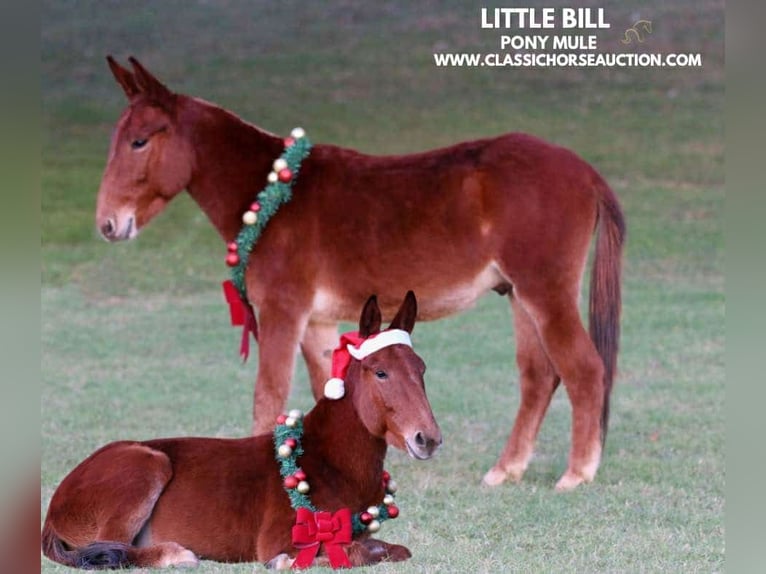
[273,410,400,536]
[273,410,316,512]
[227,130,312,305]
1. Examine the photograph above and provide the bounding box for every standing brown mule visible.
[95,56,625,490]
[42,292,442,569]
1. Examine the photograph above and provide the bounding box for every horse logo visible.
[621,20,653,45]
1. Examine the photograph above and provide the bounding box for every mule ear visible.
[128,56,174,104]
[106,55,140,100]
[389,291,417,334]
[358,295,382,338]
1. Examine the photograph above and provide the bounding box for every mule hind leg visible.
[483,296,561,486]
[43,442,198,568]
[513,288,606,490]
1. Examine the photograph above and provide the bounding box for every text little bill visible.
[481,7,610,29]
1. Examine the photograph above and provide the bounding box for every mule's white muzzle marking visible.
[115,210,138,240]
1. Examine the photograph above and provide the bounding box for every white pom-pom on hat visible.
[324,377,345,399]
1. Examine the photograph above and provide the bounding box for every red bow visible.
[222,280,259,360]
[291,508,352,569]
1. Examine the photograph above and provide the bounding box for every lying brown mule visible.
[42,291,441,569]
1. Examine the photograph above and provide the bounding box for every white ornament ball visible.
[386,479,398,494]
[285,416,297,428]
[297,480,310,494]
[288,409,303,420]
[242,210,258,225]
[366,506,380,519]
[267,171,278,183]
[367,520,381,533]
[383,494,395,506]
[273,158,288,172]
[324,378,345,400]
[291,127,305,139]
[278,444,293,458]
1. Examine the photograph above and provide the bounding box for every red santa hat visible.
[324,329,413,399]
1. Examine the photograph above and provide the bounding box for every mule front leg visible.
[307,540,412,568]
[300,320,338,401]
[483,297,561,486]
[264,540,411,568]
[252,302,309,435]
[357,538,412,563]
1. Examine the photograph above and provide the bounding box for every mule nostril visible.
[414,431,426,448]
[101,218,115,238]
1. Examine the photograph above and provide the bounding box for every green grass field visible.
[42,1,724,572]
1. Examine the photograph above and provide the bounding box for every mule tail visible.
[589,176,626,444]
[41,523,132,569]
[42,522,199,569]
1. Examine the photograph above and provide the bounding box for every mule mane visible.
[186,96,279,140]
[173,94,285,240]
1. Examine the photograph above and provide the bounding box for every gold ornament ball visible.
[367,520,381,533]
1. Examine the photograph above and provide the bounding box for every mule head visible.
[349,291,442,460]
[96,56,193,241]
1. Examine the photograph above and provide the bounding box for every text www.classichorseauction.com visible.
[434,7,703,68]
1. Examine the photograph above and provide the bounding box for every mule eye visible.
[375,370,388,380]
[131,138,148,150]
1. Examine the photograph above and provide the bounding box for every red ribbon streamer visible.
[292,508,352,569]
[222,280,244,325]
[222,280,259,360]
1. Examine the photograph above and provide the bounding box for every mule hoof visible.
[359,538,412,563]
[555,470,592,491]
[385,544,412,562]
[175,552,199,568]
[265,553,294,570]
[483,463,527,486]
[482,467,509,487]
[158,545,199,568]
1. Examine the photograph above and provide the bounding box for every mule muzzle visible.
[405,429,443,460]
[98,214,136,242]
